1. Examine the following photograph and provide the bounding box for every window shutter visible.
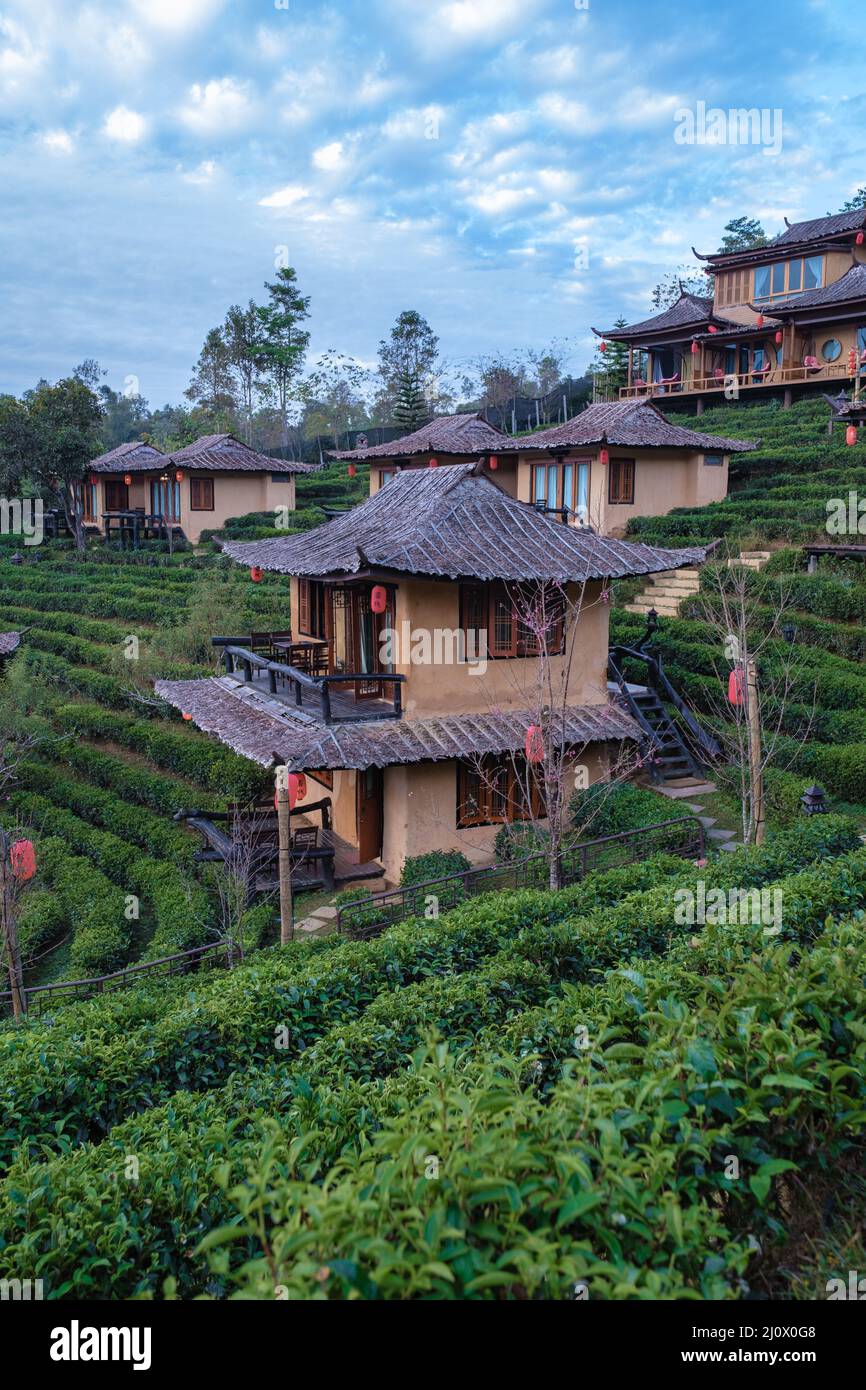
[490,584,517,657]
[298,578,310,634]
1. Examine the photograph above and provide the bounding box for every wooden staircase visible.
[625,566,701,618]
[630,686,701,781]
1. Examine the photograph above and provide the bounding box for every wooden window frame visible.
[298,578,329,640]
[460,581,565,660]
[378,467,399,487]
[190,477,214,511]
[608,457,635,506]
[307,770,334,790]
[456,755,545,829]
[753,255,824,303]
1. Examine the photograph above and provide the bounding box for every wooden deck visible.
[244,667,397,722]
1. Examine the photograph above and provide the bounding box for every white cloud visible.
[41,129,74,154]
[130,0,223,32]
[439,0,528,39]
[0,16,45,97]
[102,106,147,143]
[312,141,346,172]
[465,183,538,216]
[181,160,218,184]
[179,77,253,134]
[258,184,310,209]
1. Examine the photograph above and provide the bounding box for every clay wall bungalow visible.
[82,435,315,544]
[334,402,755,538]
[156,464,704,884]
[596,208,866,413]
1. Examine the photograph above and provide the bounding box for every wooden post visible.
[0,832,26,1020]
[276,776,294,944]
[746,659,765,846]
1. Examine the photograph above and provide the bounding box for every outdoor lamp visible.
[782,623,797,645]
[800,784,828,816]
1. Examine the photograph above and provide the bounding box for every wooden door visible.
[350,589,393,700]
[356,768,383,862]
[104,481,129,511]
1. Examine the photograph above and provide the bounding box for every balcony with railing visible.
[212,635,405,724]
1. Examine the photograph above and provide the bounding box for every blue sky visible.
[0,0,862,406]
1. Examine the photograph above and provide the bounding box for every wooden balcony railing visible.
[212,638,405,724]
[620,361,853,400]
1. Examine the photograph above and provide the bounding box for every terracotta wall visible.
[380,744,612,883]
[94,472,297,543]
[514,449,727,536]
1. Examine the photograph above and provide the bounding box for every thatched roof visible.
[154,675,641,771]
[596,292,741,342]
[169,434,316,474]
[331,413,508,461]
[0,631,21,658]
[89,442,165,474]
[90,435,317,476]
[221,462,705,582]
[498,401,756,454]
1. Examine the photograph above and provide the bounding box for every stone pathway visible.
[646,775,745,853]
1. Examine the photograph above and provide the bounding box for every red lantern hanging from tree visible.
[727,667,746,706]
[599,341,607,354]
[847,425,858,447]
[525,726,544,764]
[9,840,36,882]
[599,447,610,466]
[348,463,357,478]
[371,584,388,614]
[250,566,264,583]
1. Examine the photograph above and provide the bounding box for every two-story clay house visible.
[84,435,315,544]
[596,209,866,413]
[335,402,755,538]
[155,464,704,883]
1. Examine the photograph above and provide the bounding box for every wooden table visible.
[271,638,330,675]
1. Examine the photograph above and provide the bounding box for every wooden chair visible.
[250,633,273,656]
[310,643,331,677]
[291,825,319,871]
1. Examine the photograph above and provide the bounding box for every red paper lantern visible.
[175,469,184,483]
[182,712,193,722]
[708,325,718,335]
[348,463,357,478]
[274,773,307,811]
[847,425,858,447]
[488,454,499,470]
[428,457,439,468]
[525,726,544,764]
[756,314,765,329]
[857,231,865,246]
[775,331,783,346]
[849,350,858,375]
[123,473,133,487]
[727,667,746,707]
[599,341,607,354]
[690,340,699,356]
[250,566,264,583]
[599,447,610,466]
[89,474,98,486]
[371,584,388,614]
[9,840,36,882]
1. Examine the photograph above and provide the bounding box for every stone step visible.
[717,840,743,853]
[740,550,771,560]
[707,827,737,841]
[629,595,681,613]
[652,779,718,798]
[646,583,699,598]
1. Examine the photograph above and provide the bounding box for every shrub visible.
[400,849,472,886]
[569,781,666,839]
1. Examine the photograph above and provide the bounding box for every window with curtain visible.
[298,578,328,639]
[754,256,823,301]
[150,478,181,520]
[531,459,588,517]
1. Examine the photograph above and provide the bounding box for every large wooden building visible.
[156,464,704,883]
[596,209,866,412]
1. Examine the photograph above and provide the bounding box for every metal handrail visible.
[1,940,234,1016]
[214,641,406,724]
[609,643,722,762]
[337,815,705,936]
